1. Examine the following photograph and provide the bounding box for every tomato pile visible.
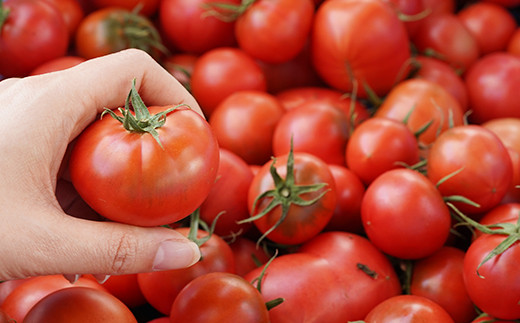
[2,0,520,322]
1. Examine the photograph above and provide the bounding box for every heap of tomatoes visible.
[2,0,520,322]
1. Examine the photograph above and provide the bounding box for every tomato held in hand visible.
[70,81,219,227]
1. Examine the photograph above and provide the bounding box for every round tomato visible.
[361,168,451,259]
[475,203,520,239]
[30,56,86,76]
[247,151,337,245]
[70,83,219,227]
[43,0,84,38]
[507,28,520,57]
[0,0,69,77]
[102,274,147,309]
[229,237,271,277]
[311,0,411,99]
[162,53,198,91]
[170,272,269,323]
[381,0,427,39]
[90,0,160,16]
[24,287,136,323]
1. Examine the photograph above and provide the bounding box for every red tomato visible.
[229,237,271,277]
[374,78,464,146]
[427,125,513,216]
[457,2,517,55]
[464,233,520,320]
[381,0,426,39]
[364,294,455,322]
[299,232,402,321]
[24,287,136,323]
[75,7,164,60]
[29,56,86,75]
[102,274,147,309]
[411,246,477,323]
[247,152,337,245]
[147,318,169,323]
[345,117,420,185]
[420,0,455,17]
[412,13,479,73]
[464,52,520,123]
[0,275,106,323]
[311,0,411,98]
[472,313,517,323]
[0,278,33,306]
[159,0,239,54]
[361,168,451,259]
[323,165,365,234]
[70,86,219,227]
[162,53,197,91]
[190,47,267,117]
[0,0,69,77]
[209,90,285,165]
[170,272,269,323]
[199,148,255,237]
[272,100,350,165]
[90,0,160,16]
[412,55,468,110]
[234,0,314,64]
[43,0,84,38]
[137,228,235,315]
[507,28,520,57]
[482,0,520,7]
[476,203,520,239]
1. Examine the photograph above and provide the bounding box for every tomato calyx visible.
[0,1,9,30]
[102,79,186,149]
[250,250,285,311]
[201,0,256,22]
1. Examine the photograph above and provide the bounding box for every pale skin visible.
[0,49,202,282]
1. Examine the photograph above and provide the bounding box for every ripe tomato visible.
[137,227,235,315]
[464,52,520,123]
[381,0,426,39]
[70,84,219,227]
[170,272,270,323]
[364,294,455,322]
[75,7,165,60]
[229,237,271,277]
[30,56,86,76]
[102,274,147,309]
[159,0,239,54]
[472,313,517,323]
[311,0,411,98]
[410,246,477,323]
[0,0,69,77]
[247,151,337,245]
[23,287,136,323]
[90,0,160,16]
[209,90,285,165]
[190,47,267,117]
[361,168,451,259]
[481,0,520,7]
[43,0,84,38]
[345,117,420,185]
[507,28,520,57]
[476,203,520,239]
[162,53,198,91]
[234,0,314,64]
[427,125,513,216]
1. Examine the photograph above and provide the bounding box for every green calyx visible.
[201,0,256,22]
[0,2,10,30]
[102,79,185,149]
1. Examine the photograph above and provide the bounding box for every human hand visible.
[0,49,202,281]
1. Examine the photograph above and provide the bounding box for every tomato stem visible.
[0,1,9,30]
[201,0,256,22]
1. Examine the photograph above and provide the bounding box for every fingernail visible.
[93,274,111,284]
[152,240,200,271]
[63,274,81,284]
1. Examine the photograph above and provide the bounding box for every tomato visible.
[381,0,426,39]
[30,56,86,76]
[323,165,365,234]
[70,83,219,227]
[209,90,285,165]
[464,52,520,123]
[507,28,520,57]
[0,275,106,323]
[410,246,477,323]
[472,313,517,323]
[374,78,465,147]
[243,252,347,323]
[90,0,160,16]
[229,237,271,277]
[457,2,517,55]
[464,233,520,320]
[24,287,136,323]
[412,55,468,111]
[272,100,350,165]
[482,0,520,7]
[190,47,267,117]
[364,294,455,322]
[75,7,165,60]
[412,13,479,73]
[476,203,520,239]
[247,151,336,245]
[170,272,270,323]
[0,278,33,306]
[199,148,255,237]
[311,0,411,99]
[427,125,513,216]
[0,0,69,78]
[299,232,402,321]
[147,318,169,323]
[345,117,420,185]
[361,168,451,259]
[159,0,239,55]
[162,53,198,91]
[43,0,84,38]
[102,274,147,309]
[137,227,235,315]
[234,0,314,64]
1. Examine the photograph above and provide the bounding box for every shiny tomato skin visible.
[229,237,271,277]
[102,274,147,309]
[30,56,86,75]
[43,0,84,38]
[311,0,411,98]
[70,106,219,227]
[91,0,160,16]
[170,272,269,323]
[248,152,337,245]
[361,168,451,259]
[0,0,69,78]
[476,203,520,239]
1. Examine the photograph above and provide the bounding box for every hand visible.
[0,49,201,281]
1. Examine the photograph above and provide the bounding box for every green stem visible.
[0,1,9,30]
